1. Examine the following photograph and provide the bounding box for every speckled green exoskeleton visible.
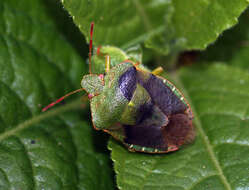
[79,42,195,153]
[43,23,195,153]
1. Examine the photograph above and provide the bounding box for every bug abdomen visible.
[117,66,194,152]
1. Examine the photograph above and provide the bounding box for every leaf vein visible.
[186,174,219,190]
[17,138,36,189]
[172,72,233,190]
[0,98,83,142]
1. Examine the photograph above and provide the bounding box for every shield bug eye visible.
[42,22,195,153]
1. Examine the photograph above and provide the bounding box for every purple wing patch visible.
[140,74,187,116]
[118,66,137,101]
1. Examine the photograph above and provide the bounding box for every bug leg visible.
[96,46,102,56]
[152,66,163,75]
[105,55,110,73]
[134,61,140,67]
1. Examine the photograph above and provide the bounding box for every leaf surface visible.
[171,0,249,50]
[62,0,173,51]
[109,64,249,190]
[0,0,114,189]
[62,0,249,53]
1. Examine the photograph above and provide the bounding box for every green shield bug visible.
[43,23,195,153]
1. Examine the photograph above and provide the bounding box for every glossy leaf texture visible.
[109,64,249,190]
[62,0,249,53]
[62,0,174,52]
[0,0,114,189]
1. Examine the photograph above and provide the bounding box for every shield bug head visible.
[43,22,195,153]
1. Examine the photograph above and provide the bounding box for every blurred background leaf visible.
[200,9,249,70]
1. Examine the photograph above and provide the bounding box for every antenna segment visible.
[89,22,94,74]
[42,22,94,112]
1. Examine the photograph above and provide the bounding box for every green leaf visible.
[60,113,115,190]
[0,0,114,189]
[200,9,249,69]
[109,64,249,190]
[62,0,173,50]
[171,0,249,50]
[62,0,249,53]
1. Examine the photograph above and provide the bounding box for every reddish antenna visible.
[42,88,84,112]
[42,22,94,112]
[89,22,94,74]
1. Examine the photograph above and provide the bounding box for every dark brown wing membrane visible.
[165,114,195,146]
